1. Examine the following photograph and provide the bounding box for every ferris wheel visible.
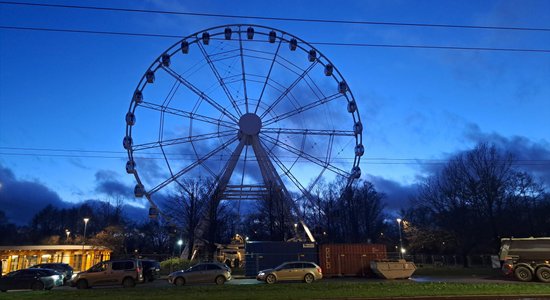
[124,24,363,241]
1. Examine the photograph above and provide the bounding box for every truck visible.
[499,237,550,282]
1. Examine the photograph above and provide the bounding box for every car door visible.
[0,270,20,290]
[14,270,35,290]
[204,264,222,283]
[86,262,110,286]
[277,263,297,281]
[187,264,207,283]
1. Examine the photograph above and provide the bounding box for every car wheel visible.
[122,277,136,288]
[174,277,186,286]
[215,276,226,285]
[304,273,315,284]
[31,281,45,291]
[76,279,89,290]
[536,266,550,283]
[514,266,533,282]
[265,274,276,284]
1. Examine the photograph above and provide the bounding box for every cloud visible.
[464,124,550,183]
[94,170,133,198]
[364,174,417,212]
[0,163,70,225]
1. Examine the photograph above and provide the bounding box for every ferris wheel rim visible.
[125,24,363,211]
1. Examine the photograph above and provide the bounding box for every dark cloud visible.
[0,163,70,225]
[94,170,133,198]
[364,174,417,212]
[464,124,550,183]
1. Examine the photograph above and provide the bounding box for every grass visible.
[413,266,502,277]
[1,281,550,300]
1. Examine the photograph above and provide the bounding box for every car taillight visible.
[317,267,322,274]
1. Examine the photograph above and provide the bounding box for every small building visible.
[0,245,111,275]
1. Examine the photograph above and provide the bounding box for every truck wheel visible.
[514,266,533,282]
[536,266,550,283]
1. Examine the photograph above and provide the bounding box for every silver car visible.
[168,263,231,286]
[256,261,323,284]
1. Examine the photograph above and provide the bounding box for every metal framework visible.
[124,24,363,242]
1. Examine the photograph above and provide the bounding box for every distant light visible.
[396,218,402,223]
[177,239,183,246]
[83,218,90,224]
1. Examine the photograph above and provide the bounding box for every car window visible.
[303,263,315,269]
[90,262,107,272]
[206,264,221,270]
[112,261,134,270]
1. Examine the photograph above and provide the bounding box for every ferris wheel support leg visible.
[250,136,316,242]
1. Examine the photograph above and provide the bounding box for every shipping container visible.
[319,244,387,277]
[244,241,318,277]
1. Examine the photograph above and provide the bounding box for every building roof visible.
[0,245,111,251]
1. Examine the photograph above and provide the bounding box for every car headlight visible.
[258,272,265,276]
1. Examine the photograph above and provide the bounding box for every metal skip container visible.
[370,259,416,279]
[319,244,387,277]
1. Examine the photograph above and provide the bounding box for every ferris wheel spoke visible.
[197,41,243,117]
[263,92,344,126]
[262,128,355,137]
[139,101,236,129]
[261,139,311,196]
[147,136,239,196]
[238,31,250,113]
[260,61,318,119]
[254,39,283,114]
[261,134,350,178]
[161,65,240,123]
[132,130,235,152]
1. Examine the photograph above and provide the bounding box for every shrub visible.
[160,257,195,275]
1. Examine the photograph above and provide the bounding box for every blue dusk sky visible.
[1,0,549,225]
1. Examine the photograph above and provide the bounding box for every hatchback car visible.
[0,268,63,292]
[140,259,160,282]
[71,259,143,289]
[30,263,73,284]
[256,261,322,284]
[168,262,231,286]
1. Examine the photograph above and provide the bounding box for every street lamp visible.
[177,239,183,256]
[65,229,70,243]
[396,218,403,259]
[83,218,90,245]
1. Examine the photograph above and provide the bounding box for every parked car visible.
[140,259,160,282]
[168,262,231,286]
[71,259,143,289]
[30,263,73,284]
[0,268,63,292]
[256,261,322,284]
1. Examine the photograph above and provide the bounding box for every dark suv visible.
[30,263,73,284]
[71,259,143,289]
[140,259,160,282]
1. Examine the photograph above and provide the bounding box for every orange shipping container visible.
[319,244,387,277]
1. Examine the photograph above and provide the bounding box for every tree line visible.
[1,142,548,260]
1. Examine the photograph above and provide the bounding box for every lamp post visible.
[83,218,90,245]
[177,239,183,257]
[82,218,90,271]
[396,218,403,259]
[65,229,70,243]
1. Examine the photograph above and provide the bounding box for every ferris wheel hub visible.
[238,113,262,135]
